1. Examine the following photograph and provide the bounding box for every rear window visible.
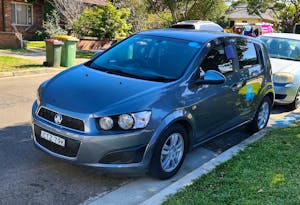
[235,39,258,69]
[171,24,195,29]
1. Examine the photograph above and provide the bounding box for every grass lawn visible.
[163,125,300,205]
[0,56,44,72]
[76,51,95,59]
[26,41,45,49]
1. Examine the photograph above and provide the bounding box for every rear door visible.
[233,38,265,122]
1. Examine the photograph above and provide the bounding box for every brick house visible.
[0,0,106,41]
[0,0,44,40]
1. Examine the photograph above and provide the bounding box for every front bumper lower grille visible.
[34,125,80,157]
[38,107,84,131]
[275,94,287,100]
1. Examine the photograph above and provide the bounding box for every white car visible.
[171,20,224,32]
[260,33,300,109]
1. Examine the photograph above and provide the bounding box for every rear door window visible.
[235,39,259,69]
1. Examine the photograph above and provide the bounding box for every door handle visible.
[231,83,239,91]
[231,81,246,91]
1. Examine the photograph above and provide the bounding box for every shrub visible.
[73,2,131,40]
[43,10,67,38]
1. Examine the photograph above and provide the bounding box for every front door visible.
[189,39,241,143]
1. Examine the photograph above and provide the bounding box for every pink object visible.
[261,24,273,34]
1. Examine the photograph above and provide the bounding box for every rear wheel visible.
[289,87,300,110]
[148,124,187,180]
[248,96,271,132]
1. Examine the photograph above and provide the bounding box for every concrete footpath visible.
[86,109,300,205]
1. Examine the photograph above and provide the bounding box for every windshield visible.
[87,34,202,81]
[260,36,300,61]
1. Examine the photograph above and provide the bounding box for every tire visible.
[248,96,271,132]
[289,87,300,110]
[148,124,187,180]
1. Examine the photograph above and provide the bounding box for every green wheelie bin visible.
[55,35,79,67]
[45,39,64,67]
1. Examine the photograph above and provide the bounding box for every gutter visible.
[1,0,4,31]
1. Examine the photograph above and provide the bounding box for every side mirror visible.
[194,70,225,85]
[92,50,103,59]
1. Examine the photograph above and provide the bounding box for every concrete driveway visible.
[0,73,297,204]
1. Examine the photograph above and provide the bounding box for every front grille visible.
[34,125,80,157]
[275,94,287,100]
[38,107,84,131]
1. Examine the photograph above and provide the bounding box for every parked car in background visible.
[32,29,274,179]
[171,20,224,32]
[260,33,300,109]
[233,23,273,37]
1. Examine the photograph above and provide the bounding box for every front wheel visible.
[248,96,271,132]
[148,124,187,180]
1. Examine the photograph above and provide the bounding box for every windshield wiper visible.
[86,64,177,82]
[89,66,146,79]
[140,76,177,82]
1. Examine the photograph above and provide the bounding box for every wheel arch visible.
[265,90,275,106]
[144,110,196,166]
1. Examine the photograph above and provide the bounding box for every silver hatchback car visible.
[32,30,274,179]
[260,33,300,109]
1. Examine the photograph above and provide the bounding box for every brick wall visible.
[0,32,21,48]
[0,0,3,31]
[2,0,43,40]
[77,38,112,51]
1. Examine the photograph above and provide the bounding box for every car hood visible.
[270,58,300,75]
[42,65,168,114]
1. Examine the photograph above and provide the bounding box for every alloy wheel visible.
[160,133,184,173]
[257,101,270,129]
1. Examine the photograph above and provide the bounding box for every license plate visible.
[40,131,65,147]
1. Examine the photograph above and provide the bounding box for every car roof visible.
[175,20,216,25]
[138,29,240,43]
[261,33,300,41]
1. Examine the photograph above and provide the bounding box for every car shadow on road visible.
[271,104,291,114]
[0,123,133,205]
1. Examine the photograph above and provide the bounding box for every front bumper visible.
[31,103,155,174]
[274,83,298,105]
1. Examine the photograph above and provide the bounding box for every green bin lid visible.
[54,35,79,41]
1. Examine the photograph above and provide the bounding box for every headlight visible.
[118,114,134,130]
[98,111,151,131]
[99,117,114,130]
[273,72,294,84]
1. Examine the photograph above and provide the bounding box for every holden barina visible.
[32,29,274,179]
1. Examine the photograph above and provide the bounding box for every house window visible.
[11,3,33,25]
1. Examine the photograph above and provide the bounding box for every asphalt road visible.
[0,73,293,205]
[0,74,133,205]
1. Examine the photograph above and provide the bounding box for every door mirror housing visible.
[194,70,225,85]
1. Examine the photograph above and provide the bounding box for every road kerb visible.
[0,68,61,78]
